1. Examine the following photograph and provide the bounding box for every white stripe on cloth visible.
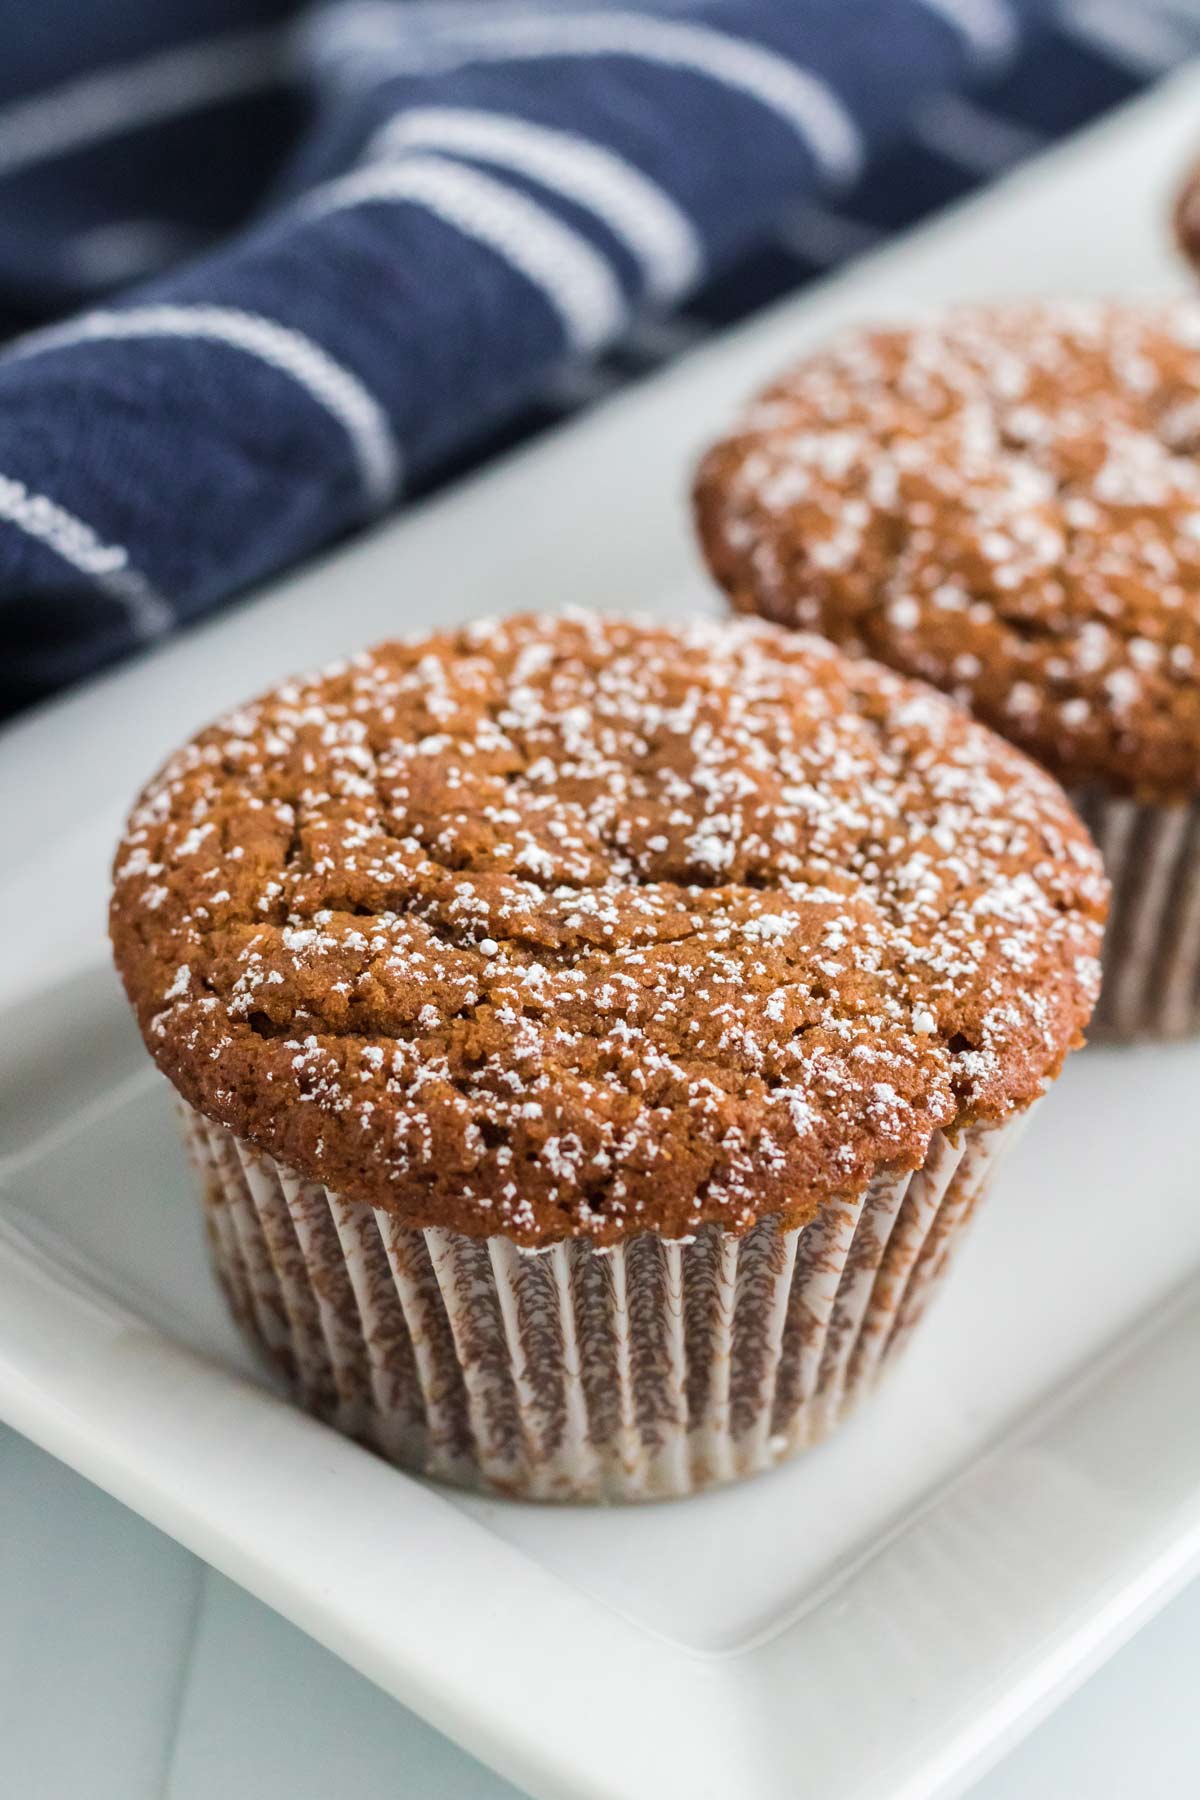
[0,27,290,180]
[620,313,707,360]
[9,306,401,512]
[1057,0,1192,73]
[0,473,171,640]
[305,153,628,353]
[312,5,865,182]
[912,91,1045,172]
[912,0,1019,64]
[65,219,207,289]
[542,359,629,410]
[370,106,703,305]
[775,202,883,267]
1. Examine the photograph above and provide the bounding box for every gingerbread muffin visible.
[1175,159,1200,273]
[111,612,1105,1500]
[695,301,1200,1038]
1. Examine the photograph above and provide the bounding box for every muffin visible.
[1175,159,1200,272]
[111,612,1105,1500]
[695,301,1200,1038]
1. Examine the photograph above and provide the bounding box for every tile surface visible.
[2,1423,1197,1800]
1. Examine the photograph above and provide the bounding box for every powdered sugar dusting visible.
[111,611,1105,1245]
[698,301,1200,802]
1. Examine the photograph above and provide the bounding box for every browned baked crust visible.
[695,302,1200,803]
[1175,159,1200,273]
[111,612,1106,1246]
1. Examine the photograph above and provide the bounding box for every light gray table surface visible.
[2,1422,1196,1800]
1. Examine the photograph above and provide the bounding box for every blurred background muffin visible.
[696,301,1200,1038]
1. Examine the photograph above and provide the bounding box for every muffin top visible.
[111,612,1105,1247]
[695,301,1200,802]
[1175,160,1200,274]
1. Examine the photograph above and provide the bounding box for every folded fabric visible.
[0,0,1188,718]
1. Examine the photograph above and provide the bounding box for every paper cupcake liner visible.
[181,1103,1012,1502]
[1072,788,1200,1040]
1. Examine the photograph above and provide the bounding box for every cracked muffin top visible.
[111,611,1106,1246]
[1176,158,1200,277]
[695,302,1200,803]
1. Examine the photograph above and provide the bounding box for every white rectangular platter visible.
[4,66,1200,1800]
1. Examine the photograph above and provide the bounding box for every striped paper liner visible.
[180,1103,1014,1502]
[1072,789,1200,1040]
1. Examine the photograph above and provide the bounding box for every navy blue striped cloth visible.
[0,0,1196,719]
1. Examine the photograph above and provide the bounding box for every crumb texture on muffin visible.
[696,302,1200,801]
[1175,160,1200,273]
[111,612,1105,1244]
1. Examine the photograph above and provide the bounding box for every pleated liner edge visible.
[180,1101,1015,1501]
[1074,788,1200,1041]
